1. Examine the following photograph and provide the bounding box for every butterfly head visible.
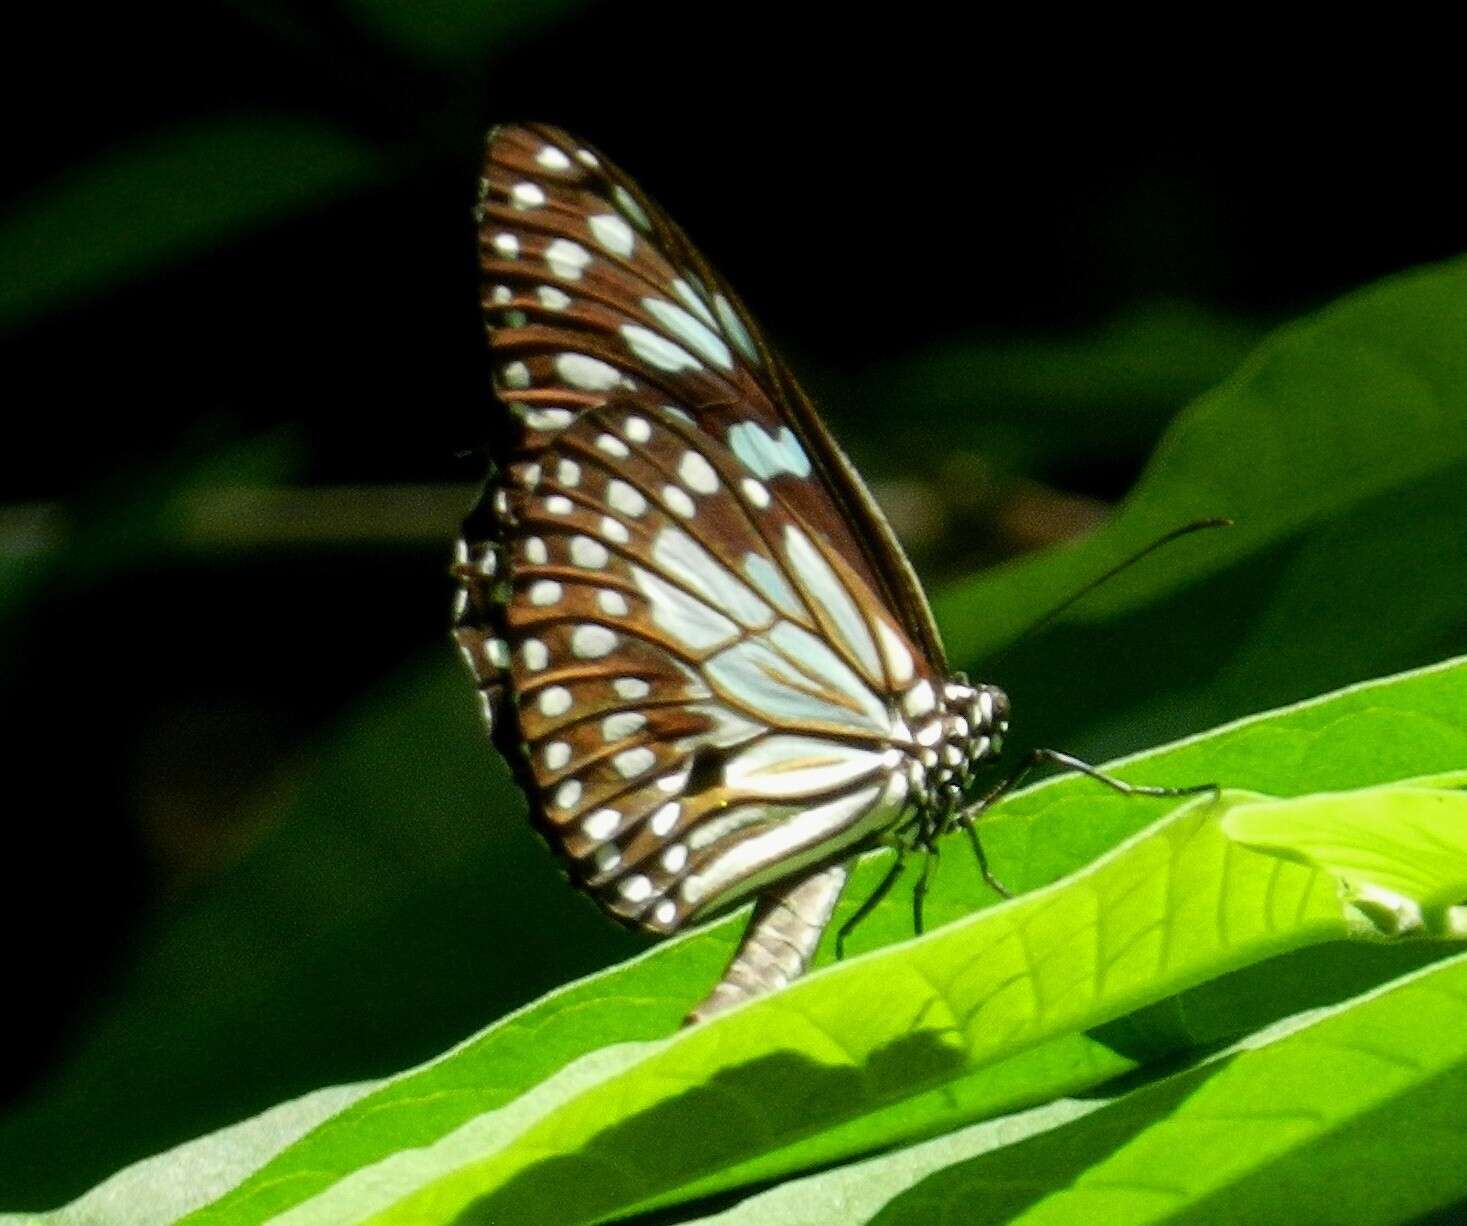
[907,675,1010,815]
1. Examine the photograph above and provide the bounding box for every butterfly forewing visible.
[473,124,943,665]
[457,123,974,937]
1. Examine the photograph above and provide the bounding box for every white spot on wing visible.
[589,213,635,257]
[607,481,646,516]
[902,679,936,718]
[554,779,581,808]
[612,185,652,231]
[726,422,811,479]
[522,407,573,430]
[662,486,696,518]
[614,746,656,779]
[671,278,718,327]
[570,536,609,568]
[523,639,548,670]
[572,625,618,659]
[529,580,563,606]
[783,524,882,682]
[614,677,650,700]
[511,181,546,209]
[492,233,519,259]
[602,711,646,740]
[538,685,572,717]
[556,353,620,391]
[597,433,631,458]
[621,324,702,373]
[650,801,681,836]
[598,589,629,616]
[741,478,770,508]
[619,873,653,902]
[556,459,581,487]
[714,294,760,363]
[544,741,571,770]
[537,285,571,310]
[536,145,571,171]
[876,619,915,685]
[600,515,630,544]
[546,238,592,279]
[583,808,620,839]
[642,297,733,370]
[657,765,691,793]
[677,450,720,494]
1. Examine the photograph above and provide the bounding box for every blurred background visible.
[2,2,1463,1210]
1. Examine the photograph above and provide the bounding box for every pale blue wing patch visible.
[726,421,813,479]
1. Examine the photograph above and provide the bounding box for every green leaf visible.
[188,775,1467,1223]
[863,950,1467,1226]
[1224,782,1467,930]
[0,118,384,330]
[29,653,1447,1225]
[935,254,1467,668]
[0,1082,380,1226]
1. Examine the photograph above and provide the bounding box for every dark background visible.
[1,2,1459,1209]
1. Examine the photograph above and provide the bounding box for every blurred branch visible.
[0,477,1104,562]
[0,485,477,558]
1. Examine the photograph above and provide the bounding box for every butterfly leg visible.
[1029,749,1219,802]
[971,748,1217,816]
[956,748,1218,899]
[834,850,907,961]
[959,818,1013,899]
[912,840,941,936]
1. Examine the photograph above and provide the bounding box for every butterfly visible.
[453,123,1011,1023]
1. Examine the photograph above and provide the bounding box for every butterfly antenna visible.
[1005,516,1232,651]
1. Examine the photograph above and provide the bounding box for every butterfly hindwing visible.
[473,400,922,931]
